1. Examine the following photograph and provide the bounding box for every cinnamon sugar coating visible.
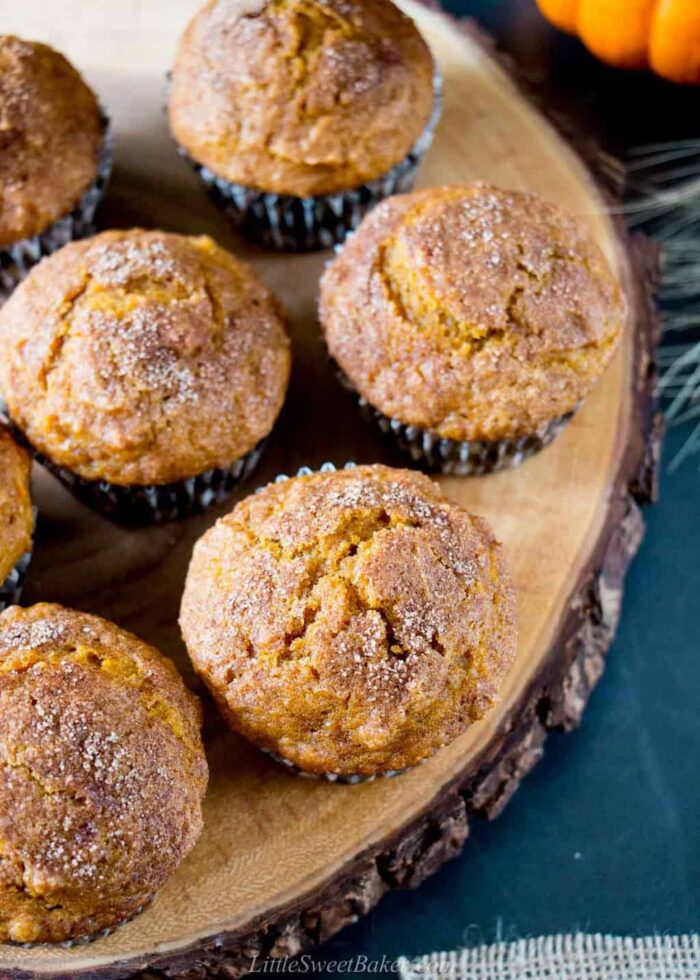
[168,0,435,197]
[0,229,291,485]
[0,604,208,945]
[0,426,32,586]
[0,36,105,247]
[320,183,627,442]
[180,465,516,776]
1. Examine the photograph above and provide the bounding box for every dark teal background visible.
[301,1,699,974]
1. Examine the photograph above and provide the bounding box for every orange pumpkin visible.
[535,0,700,83]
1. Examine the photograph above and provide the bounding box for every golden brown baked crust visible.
[0,229,291,485]
[0,603,208,945]
[0,425,32,585]
[0,36,105,248]
[168,0,435,197]
[320,183,628,442]
[181,464,517,776]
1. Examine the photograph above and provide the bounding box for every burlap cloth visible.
[398,933,700,979]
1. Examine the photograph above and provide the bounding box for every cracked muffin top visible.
[0,36,106,248]
[320,183,627,442]
[0,426,32,588]
[0,229,291,486]
[180,464,517,776]
[0,603,208,945]
[168,0,435,197]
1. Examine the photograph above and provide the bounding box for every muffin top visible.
[168,0,436,197]
[0,603,208,945]
[0,426,32,587]
[0,229,291,485]
[0,36,105,248]
[321,183,627,442]
[181,464,516,776]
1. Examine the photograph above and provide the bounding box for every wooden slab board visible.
[0,2,661,977]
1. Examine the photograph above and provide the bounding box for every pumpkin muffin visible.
[0,603,208,946]
[0,426,33,612]
[0,36,112,297]
[180,463,516,780]
[320,183,628,474]
[0,229,291,524]
[168,0,440,250]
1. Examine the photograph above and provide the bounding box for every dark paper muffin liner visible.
[0,549,33,614]
[29,438,268,527]
[182,72,442,252]
[360,398,576,476]
[12,901,151,950]
[0,116,114,299]
[262,747,410,786]
[0,405,267,526]
[334,368,577,476]
[256,461,415,785]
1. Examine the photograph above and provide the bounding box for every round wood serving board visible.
[0,1,661,977]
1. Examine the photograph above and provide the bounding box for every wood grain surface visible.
[0,1,660,977]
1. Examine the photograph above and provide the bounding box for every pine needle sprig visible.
[624,139,700,470]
